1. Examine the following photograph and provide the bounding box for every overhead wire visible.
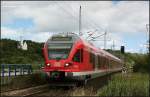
[53,2,109,45]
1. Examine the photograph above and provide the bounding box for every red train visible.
[42,33,123,82]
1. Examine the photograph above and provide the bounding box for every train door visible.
[95,54,99,70]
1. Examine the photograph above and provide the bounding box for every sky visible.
[1,1,149,53]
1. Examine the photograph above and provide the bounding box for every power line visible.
[88,30,111,50]
[83,7,105,32]
[56,3,79,23]
[86,31,95,40]
[91,32,105,40]
[104,31,107,49]
[55,3,106,43]
[90,39,111,41]
[56,3,94,35]
[70,5,105,33]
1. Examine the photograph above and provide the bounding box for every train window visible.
[89,52,95,67]
[90,52,92,63]
[107,58,109,66]
[90,52,93,63]
[100,56,103,67]
[107,58,109,67]
[112,60,115,68]
[80,49,83,62]
[103,57,105,66]
[98,55,100,68]
[105,58,107,66]
[105,57,108,66]
[110,60,113,68]
[103,57,105,67]
[73,49,83,62]
[48,49,70,59]
[93,54,95,68]
[51,36,72,41]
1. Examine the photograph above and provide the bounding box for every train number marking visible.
[54,62,61,67]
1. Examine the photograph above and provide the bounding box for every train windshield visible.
[48,49,70,60]
[48,42,72,60]
[47,35,73,60]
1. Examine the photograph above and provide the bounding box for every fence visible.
[0,64,33,85]
[0,64,33,77]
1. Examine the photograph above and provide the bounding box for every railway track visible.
[0,84,50,96]
[32,76,111,96]
[32,74,113,96]
[0,72,117,96]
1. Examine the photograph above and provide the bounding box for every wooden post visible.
[30,65,33,74]
[22,65,24,75]
[20,65,22,75]
[28,64,32,74]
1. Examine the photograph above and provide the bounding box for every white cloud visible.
[107,1,149,34]
[1,1,149,52]
[1,27,52,42]
[1,27,21,40]
[23,32,52,42]
[1,1,149,34]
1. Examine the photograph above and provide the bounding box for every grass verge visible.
[97,73,149,96]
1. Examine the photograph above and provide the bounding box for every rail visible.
[0,84,50,96]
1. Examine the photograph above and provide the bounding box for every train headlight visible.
[65,63,69,67]
[47,63,51,66]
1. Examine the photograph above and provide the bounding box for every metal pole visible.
[147,24,150,57]
[20,65,22,75]
[30,65,33,74]
[113,40,115,50]
[146,24,150,59]
[148,24,150,97]
[22,65,24,75]
[28,65,30,74]
[2,64,5,77]
[14,65,17,76]
[148,24,150,64]
[79,6,82,36]
[8,65,11,77]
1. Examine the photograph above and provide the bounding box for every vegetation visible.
[0,39,44,66]
[97,73,149,96]
[106,49,150,73]
[129,53,150,73]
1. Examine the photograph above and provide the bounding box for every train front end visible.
[42,34,83,80]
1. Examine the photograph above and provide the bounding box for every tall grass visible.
[97,73,149,96]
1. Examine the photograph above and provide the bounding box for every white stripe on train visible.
[67,68,122,76]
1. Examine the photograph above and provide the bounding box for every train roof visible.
[81,38,122,62]
[47,33,80,43]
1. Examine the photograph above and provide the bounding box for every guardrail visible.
[0,64,33,85]
[0,64,33,77]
